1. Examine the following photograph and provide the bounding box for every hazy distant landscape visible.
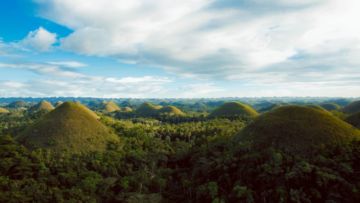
[1,0,360,202]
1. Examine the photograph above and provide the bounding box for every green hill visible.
[29,100,54,112]
[18,102,118,153]
[320,103,341,111]
[136,102,162,117]
[258,103,282,113]
[158,106,185,116]
[7,101,27,108]
[346,112,360,129]
[0,107,9,114]
[342,100,360,114]
[236,106,360,156]
[101,101,121,112]
[209,102,258,118]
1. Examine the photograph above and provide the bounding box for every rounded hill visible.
[236,106,359,156]
[342,100,360,114]
[209,102,258,118]
[320,103,341,111]
[29,100,54,112]
[136,102,162,117]
[18,102,119,153]
[346,113,360,129]
[102,101,121,112]
[158,106,185,116]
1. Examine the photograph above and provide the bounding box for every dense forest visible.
[0,98,360,202]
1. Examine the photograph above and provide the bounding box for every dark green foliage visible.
[346,112,360,128]
[343,100,360,114]
[320,103,341,111]
[1,101,360,202]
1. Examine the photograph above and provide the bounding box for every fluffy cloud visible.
[34,0,360,83]
[19,27,57,51]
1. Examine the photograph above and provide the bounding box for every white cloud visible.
[34,0,360,84]
[19,27,57,51]
[47,61,87,68]
[0,61,173,97]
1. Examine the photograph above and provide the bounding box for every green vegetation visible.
[7,101,27,109]
[17,102,119,153]
[209,102,258,118]
[342,100,360,114]
[320,102,341,111]
[0,107,9,114]
[1,99,360,202]
[346,112,360,128]
[236,105,360,156]
[29,100,54,113]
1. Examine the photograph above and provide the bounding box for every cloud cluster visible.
[0,62,172,97]
[19,27,57,52]
[35,0,360,84]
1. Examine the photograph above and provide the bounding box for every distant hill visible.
[0,107,9,114]
[320,103,341,111]
[136,102,162,117]
[209,102,258,118]
[18,102,118,153]
[101,101,121,112]
[7,101,27,109]
[158,106,185,116]
[236,106,359,156]
[55,101,64,107]
[346,112,360,129]
[121,107,133,112]
[342,101,360,114]
[29,100,54,113]
[258,103,282,113]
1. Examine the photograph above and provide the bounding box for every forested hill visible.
[0,99,360,202]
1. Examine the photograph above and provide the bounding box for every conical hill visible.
[209,102,258,118]
[18,102,118,153]
[236,106,360,156]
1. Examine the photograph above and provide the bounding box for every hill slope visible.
[29,100,54,112]
[101,101,121,112]
[209,102,258,118]
[236,106,359,156]
[320,103,341,111]
[0,107,9,114]
[342,100,360,114]
[18,102,119,153]
[136,102,162,117]
[346,112,360,129]
[158,106,185,116]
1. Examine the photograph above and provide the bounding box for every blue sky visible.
[0,0,359,98]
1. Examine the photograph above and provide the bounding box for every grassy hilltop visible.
[18,102,119,153]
